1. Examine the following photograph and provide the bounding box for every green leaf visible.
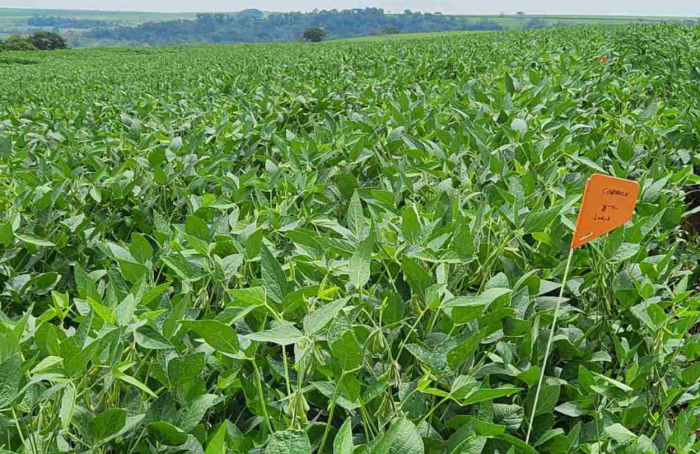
[446,288,511,325]
[511,118,527,134]
[314,382,360,411]
[0,135,12,157]
[490,433,538,454]
[617,139,635,162]
[593,373,633,392]
[570,155,605,173]
[578,365,595,394]
[334,418,354,454]
[604,423,635,446]
[245,228,263,259]
[505,72,515,95]
[372,417,402,454]
[554,401,589,417]
[518,367,541,388]
[116,372,158,398]
[261,243,287,304]
[610,243,641,263]
[349,232,374,289]
[0,354,21,408]
[524,384,560,419]
[162,254,208,282]
[244,322,304,346]
[16,234,55,247]
[147,421,189,446]
[372,418,423,454]
[141,282,171,307]
[446,422,478,454]
[186,215,210,241]
[119,259,149,284]
[180,320,239,354]
[204,423,227,454]
[116,294,136,326]
[60,383,76,429]
[463,387,521,406]
[168,352,206,387]
[74,263,100,301]
[669,411,693,453]
[135,325,173,350]
[130,233,154,264]
[228,287,267,306]
[90,409,126,441]
[452,435,487,454]
[534,430,568,451]
[681,362,700,385]
[402,255,432,299]
[155,165,168,185]
[0,223,13,246]
[402,206,421,245]
[347,189,366,241]
[304,297,349,335]
[386,418,424,454]
[88,297,115,324]
[444,288,511,309]
[30,355,63,374]
[64,323,114,378]
[266,430,312,454]
[177,394,219,432]
[493,404,523,431]
[523,205,563,234]
[331,331,363,370]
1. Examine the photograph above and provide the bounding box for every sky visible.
[4,0,699,17]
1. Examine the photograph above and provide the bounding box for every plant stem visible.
[282,345,293,423]
[252,358,274,434]
[318,371,344,453]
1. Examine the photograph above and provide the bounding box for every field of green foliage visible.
[1,23,700,454]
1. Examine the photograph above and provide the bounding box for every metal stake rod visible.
[526,248,575,444]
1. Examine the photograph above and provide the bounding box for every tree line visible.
[87,8,504,44]
[0,32,68,51]
[27,16,114,29]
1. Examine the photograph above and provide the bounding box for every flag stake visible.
[525,247,574,444]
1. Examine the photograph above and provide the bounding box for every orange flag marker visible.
[528,173,639,445]
[571,174,640,249]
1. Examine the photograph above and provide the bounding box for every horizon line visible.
[0,6,696,18]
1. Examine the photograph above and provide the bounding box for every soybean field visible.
[1,24,700,454]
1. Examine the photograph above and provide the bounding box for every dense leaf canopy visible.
[1,23,700,454]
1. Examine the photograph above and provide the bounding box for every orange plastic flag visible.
[571,174,640,249]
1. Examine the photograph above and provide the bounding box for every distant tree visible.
[86,7,505,46]
[383,25,399,35]
[239,9,264,20]
[524,18,548,29]
[404,9,412,15]
[516,11,526,17]
[27,16,110,28]
[196,13,231,23]
[302,27,327,42]
[1,35,37,51]
[370,28,382,36]
[29,31,68,50]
